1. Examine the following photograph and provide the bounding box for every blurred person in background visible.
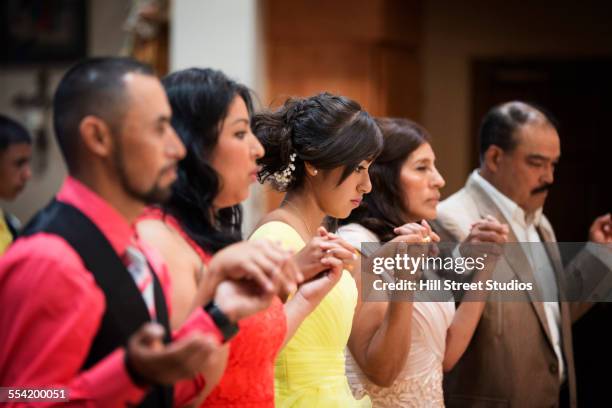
[0,114,32,254]
[138,68,351,407]
[435,101,611,408]
[0,57,290,408]
[339,118,508,407]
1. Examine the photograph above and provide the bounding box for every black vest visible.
[23,200,173,408]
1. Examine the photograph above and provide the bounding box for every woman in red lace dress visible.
[137,68,352,407]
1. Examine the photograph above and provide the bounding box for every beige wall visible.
[0,0,129,223]
[171,0,266,235]
[421,0,612,197]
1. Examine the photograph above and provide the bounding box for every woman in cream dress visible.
[339,118,509,407]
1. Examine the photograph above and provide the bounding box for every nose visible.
[22,164,32,182]
[359,171,372,194]
[431,166,445,189]
[167,125,186,160]
[542,163,554,185]
[249,131,264,159]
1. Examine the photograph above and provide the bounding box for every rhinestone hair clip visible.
[271,152,297,189]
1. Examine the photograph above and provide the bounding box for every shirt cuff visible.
[75,348,146,406]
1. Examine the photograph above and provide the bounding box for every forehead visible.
[514,123,561,157]
[228,95,248,117]
[221,95,249,128]
[1,143,32,160]
[123,73,170,118]
[405,142,434,162]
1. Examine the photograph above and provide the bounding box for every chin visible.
[526,199,546,213]
[422,213,436,222]
[238,190,250,204]
[413,208,436,222]
[330,207,353,220]
[215,190,249,208]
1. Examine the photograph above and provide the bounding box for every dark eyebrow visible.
[527,154,548,161]
[414,157,432,164]
[527,154,559,162]
[231,118,250,125]
[156,115,171,124]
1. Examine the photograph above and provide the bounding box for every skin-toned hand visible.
[466,215,509,244]
[127,322,220,385]
[290,229,363,310]
[205,240,302,300]
[589,213,612,244]
[294,255,344,305]
[460,215,509,259]
[213,278,274,322]
[392,220,441,258]
[393,220,440,243]
[293,226,355,280]
[315,227,358,273]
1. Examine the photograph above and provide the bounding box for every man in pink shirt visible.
[0,57,297,407]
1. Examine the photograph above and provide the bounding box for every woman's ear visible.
[304,162,318,176]
[79,115,115,158]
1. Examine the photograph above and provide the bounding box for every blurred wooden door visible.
[472,59,612,408]
[471,59,612,242]
[262,0,423,210]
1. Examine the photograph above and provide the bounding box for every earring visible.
[313,169,318,176]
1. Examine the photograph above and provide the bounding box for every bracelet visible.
[204,301,239,343]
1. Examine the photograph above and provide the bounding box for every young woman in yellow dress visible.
[250,93,434,407]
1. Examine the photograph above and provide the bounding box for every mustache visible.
[531,183,553,195]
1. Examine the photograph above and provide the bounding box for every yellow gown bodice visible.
[250,221,371,408]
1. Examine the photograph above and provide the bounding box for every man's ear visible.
[79,116,115,158]
[483,145,504,173]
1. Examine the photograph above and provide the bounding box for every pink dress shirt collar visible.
[56,176,135,257]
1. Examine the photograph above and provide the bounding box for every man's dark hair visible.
[0,115,32,152]
[479,101,557,162]
[52,57,154,172]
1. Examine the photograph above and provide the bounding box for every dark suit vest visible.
[23,200,173,408]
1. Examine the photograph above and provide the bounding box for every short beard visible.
[113,144,173,205]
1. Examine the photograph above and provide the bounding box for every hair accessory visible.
[272,152,297,189]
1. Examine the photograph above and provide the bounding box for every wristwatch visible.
[204,301,239,342]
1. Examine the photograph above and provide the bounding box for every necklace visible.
[283,201,314,238]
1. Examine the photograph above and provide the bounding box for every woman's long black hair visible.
[161,68,254,253]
